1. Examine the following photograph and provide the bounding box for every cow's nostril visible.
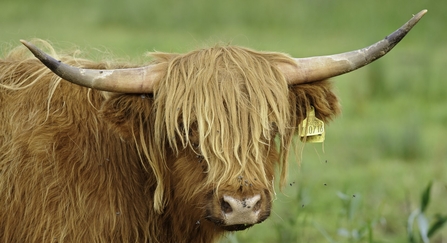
[221,199,233,214]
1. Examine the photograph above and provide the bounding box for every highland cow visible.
[0,10,425,243]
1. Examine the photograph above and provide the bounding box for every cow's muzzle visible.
[205,192,271,231]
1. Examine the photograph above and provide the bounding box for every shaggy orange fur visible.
[0,40,340,242]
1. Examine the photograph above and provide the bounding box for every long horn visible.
[20,40,163,93]
[280,9,427,85]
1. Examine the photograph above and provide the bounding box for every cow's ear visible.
[100,93,154,139]
[289,80,341,126]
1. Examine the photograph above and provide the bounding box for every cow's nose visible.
[221,194,261,225]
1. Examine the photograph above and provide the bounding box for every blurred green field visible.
[1,0,446,242]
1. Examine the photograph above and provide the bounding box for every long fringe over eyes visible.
[151,46,298,199]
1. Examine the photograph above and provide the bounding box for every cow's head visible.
[21,10,425,231]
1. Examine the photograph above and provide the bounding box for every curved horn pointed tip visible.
[411,9,428,24]
[19,39,44,59]
[416,9,428,17]
[20,39,34,50]
[18,39,62,73]
[407,10,428,27]
[386,9,427,46]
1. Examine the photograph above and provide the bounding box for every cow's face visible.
[147,47,296,230]
[100,46,341,232]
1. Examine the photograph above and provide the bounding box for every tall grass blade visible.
[427,214,447,238]
[420,181,432,213]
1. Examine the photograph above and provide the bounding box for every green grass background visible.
[1,0,446,242]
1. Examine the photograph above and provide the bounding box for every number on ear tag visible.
[299,106,325,143]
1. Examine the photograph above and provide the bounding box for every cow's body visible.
[0,42,340,242]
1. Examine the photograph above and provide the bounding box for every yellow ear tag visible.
[299,106,325,143]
